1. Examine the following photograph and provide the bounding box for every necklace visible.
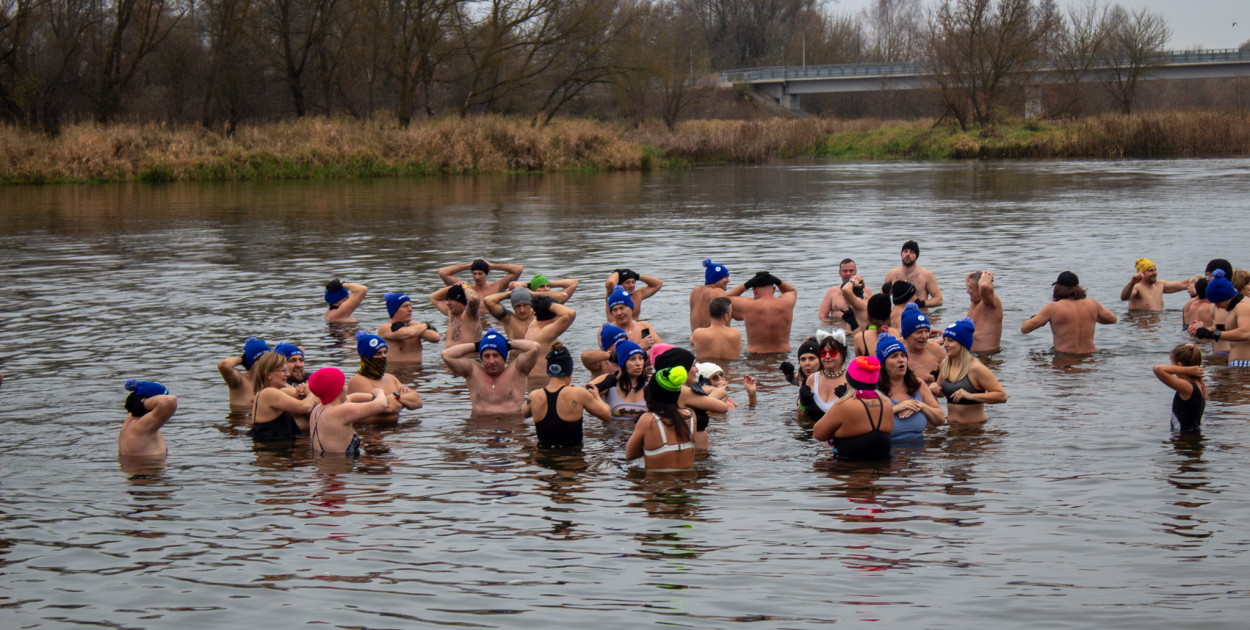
[822,366,845,379]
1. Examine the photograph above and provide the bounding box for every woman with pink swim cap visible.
[813,356,894,461]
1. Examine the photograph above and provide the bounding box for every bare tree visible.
[367,0,459,126]
[1100,4,1169,114]
[1047,0,1111,117]
[255,0,339,117]
[88,0,185,123]
[924,0,1060,130]
[864,0,922,62]
[199,0,255,130]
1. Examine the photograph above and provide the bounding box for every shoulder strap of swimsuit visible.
[859,397,883,431]
[311,406,326,454]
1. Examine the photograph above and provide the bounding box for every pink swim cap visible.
[846,355,881,390]
[647,343,675,366]
[308,367,346,405]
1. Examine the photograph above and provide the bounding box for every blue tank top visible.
[888,390,927,440]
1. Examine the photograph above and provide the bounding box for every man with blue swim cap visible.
[689,258,731,332]
[323,278,368,323]
[605,267,663,319]
[217,336,270,407]
[441,328,542,417]
[898,303,945,383]
[607,285,663,351]
[1192,270,1250,366]
[579,323,630,380]
[274,343,307,385]
[346,331,423,422]
[119,379,177,457]
[378,291,441,362]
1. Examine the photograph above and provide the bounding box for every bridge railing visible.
[719,48,1250,84]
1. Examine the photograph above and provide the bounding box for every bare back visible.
[690,325,742,360]
[689,285,727,331]
[968,300,1003,353]
[1031,298,1113,354]
[733,294,796,353]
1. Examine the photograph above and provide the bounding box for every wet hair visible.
[877,356,922,396]
[1194,277,1209,300]
[708,296,731,319]
[250,352,288,393]
[1170,343,1202,367]
[1232,269,1250,292]
[1052,284,1087,301]
[643,379,693,443]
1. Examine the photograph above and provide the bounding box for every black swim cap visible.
[1206,259,1232,277]
[797,338,819,359]
[867,294,892,321]
[891,281,916,306]
[902,240,919,256]
[446,284,468,304]
[616,268,639,283]
[654,346,696,372]
[471,259,490,274]
[1195,277,1209,300]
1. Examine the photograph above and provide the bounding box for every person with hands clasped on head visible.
[727,271,797,353]
[439,258,523,297]
[347,331,422,423]
[441,329,541,418]
[1153,344,1206,433]
[933,319,1007,424]
[308,367,390,456]
[605,268,663,319]
[119,379,177,457]
[1191,270,1250,366]
[324,279,368,323]
[378,292,441,362]
[430,283,482,347]
[218,336,271,407]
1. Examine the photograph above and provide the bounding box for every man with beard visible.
[1021,271,1117,354]
[274,343,309,385]
[1119,258,1190,311]
[346,331,422,423]
[378,292,441,362]
[441,329,542,417]
[883,241,943,312]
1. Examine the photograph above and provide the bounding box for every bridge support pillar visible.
[755,83,802,113]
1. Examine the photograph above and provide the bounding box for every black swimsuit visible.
[831,398,891,460]
[1170,386,1205,433]
[248,398,302,441]
[535,386,583,448]
[940,373,985,405]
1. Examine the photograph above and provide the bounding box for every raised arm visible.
[438,263,471,286]
[441,342,480,377]
[548,278,578,302]
[1160,279,1191,294]
[428,286,452,315]
[1152,364,1201,396]
[340,282,368,311]
[482,290,510,320]
[533,302,576,344]
[604,270,621,293]
[217,356,246,387]
[508,339,543,375]
[1120,273,1141,301]
[978,271,1001,310]
[635,274,664,300]
[488,260,524,285]
[579,386,612,422]
[134,395,178,432]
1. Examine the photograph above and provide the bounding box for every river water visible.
[2,160,1249,627]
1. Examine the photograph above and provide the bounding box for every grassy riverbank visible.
[2,112,1248,184]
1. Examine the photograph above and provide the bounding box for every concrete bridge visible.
[718,49,1250,111]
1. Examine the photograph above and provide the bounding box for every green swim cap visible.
[529,274,549,290]
[655,366,687,392]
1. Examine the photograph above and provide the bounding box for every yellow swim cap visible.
[1135,258,1155,274]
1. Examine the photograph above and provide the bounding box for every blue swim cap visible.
[599,324,628,351]
[242,337,271,370]
[325,287,349,306]
[274,343,304,358]
[1206,269,1238,304]
[703,258,729,285]
[876,334,907,363]
[607,286,634,311]
[942,318,976,350]
[355,330,387,357]
[385,292,411,318]
[615,341,644,370]
[124,378,169,399]
[899,303,930,339]
[477,328,509,360]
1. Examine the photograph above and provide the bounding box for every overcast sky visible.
[833,0,1247,50]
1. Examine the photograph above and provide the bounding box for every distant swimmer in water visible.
[588,340,649,423]
[727,271,797,353]
[965,270,1003,353]
[308,367,389,457]
[690,259,730,332]
[876,334,944,441]
[883,240,943,312]
[218,336,271,407]
[605,267,663,320]
[324,279,368,323]
[1152,344,1206,433]
[1020,271,1117,354]
[378,292,441,362]
[274,343,308,386]
[933,318,1007,424]
[430,283,482,347]
[625,365,697,471]
[899,303,945,385]
[1119,258,1189,311]
[249,352,315,441]
[119,379,177,457]
[515,273,578,303]
[439,258,524,297]
[441,329,541,418]
[813,356,893,461]
[819,258,871,330]
[523,342,611,448]
[347,331,422,423]
[1192,270,1250,366]
[690,297,742,360]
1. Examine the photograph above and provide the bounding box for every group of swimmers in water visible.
[115,246,1247,469]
